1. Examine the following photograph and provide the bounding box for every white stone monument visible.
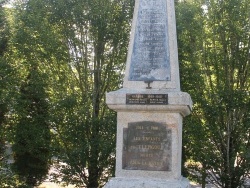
[105,0,192,187]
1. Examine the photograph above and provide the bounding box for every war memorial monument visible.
[105,0,193,187]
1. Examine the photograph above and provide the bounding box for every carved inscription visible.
[129,0,171,81]
[126,94,168,105]
[123,122,172,171]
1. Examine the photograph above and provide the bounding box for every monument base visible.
[104,177,191,188]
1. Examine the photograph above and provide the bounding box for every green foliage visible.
[1,0,249,187]
[0,8,8,56]
[177,0,250,187]
[50,112,116,187]
[6,0,134,187]
[12,68,51,187]
[0,59,9,163]
[0,4,18,187]
[40,0,134,187]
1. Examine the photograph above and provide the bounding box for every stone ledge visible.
[106,88,193,117]
[104,177,191,188]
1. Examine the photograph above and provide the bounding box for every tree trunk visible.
[201,168,206,188]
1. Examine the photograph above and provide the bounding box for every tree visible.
[0,2,18,187]
[12,66,51,187]
[8,0,134,187]
[0,0,9,151]
[44,0,134,187]
[175,0,205,184]
[176,0,250,187]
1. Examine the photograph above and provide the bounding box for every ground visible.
[38,181,216,188]
[38,181,75,188]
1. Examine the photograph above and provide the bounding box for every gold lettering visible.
[129,145,138,150]
[133,136,141,141]
[136,125,144,130]
[149,161,162,167]
[138,145,161,150]
[129,160,148,166]
[151,126,159,130]
[140,153,154,158]
[129,159,141,165]
[142,136,161,142]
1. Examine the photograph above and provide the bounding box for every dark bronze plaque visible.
[126,94,168,105]
[123,121,172,171]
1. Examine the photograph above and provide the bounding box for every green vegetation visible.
[1,0,134,187]
[177,0,250,187]
[0,0,249,187]
[12,67,51,187]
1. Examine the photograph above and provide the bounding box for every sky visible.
[2,0,15,8]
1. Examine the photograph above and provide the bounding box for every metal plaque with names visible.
[126,94,168,105]
[123,121,172,171]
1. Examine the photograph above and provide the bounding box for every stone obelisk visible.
[105,0,192,187]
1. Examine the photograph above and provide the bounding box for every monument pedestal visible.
[105,177,191,188]
[105,89,192,188]
[105,0,192,187]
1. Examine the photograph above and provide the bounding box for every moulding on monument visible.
[122,0,180,91]
[106,89,192,117]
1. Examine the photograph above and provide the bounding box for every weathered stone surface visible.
[129,0,170,81]
[104,0,193,187]
[123,0,180,90]
[106,89,193,117]
[104,177,191,188]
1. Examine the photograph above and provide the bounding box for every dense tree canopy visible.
[12,67,51,187]
[177,0,250,187]
[0,0,249,187]
[2,0,134,187]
